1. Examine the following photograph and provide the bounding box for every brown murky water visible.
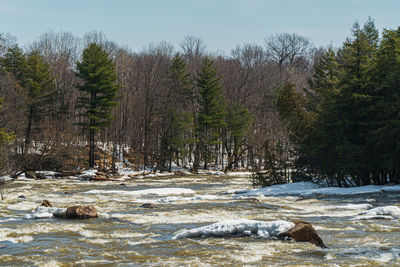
[1,175,399,266]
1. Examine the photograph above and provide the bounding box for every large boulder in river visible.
[277,220,326,248]
[65,205,98,219]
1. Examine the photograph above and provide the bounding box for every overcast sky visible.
[1,0,399,54]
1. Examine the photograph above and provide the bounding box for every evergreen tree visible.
[0,98,15,173]
[76,43,119,168]
[196,57,226,169]
[224,104,253,171]
[324,19,378,185]
[158,54,193,171]
[291,18,381,186]
[3,47,55,151]
[370,27,400,184]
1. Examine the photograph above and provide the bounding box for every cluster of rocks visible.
[40,200,98,219]
[33,200,325,248]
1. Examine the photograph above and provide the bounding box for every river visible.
[1,174,399,266]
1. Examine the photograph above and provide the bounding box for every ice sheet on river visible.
[172,219,294,240]
[23,206,67,219]
[228,182,400,197]
[85,188,195,196]
[354,206,400,220]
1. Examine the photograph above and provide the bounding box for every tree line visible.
[0,30,312,175]
[1,18,400,186]
[278,18,400,186]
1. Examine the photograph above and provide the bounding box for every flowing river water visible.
[0,174,399,266]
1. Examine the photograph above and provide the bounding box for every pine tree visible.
[158,54,193,171]
[224,104,253,171]
[370,27,400,184]
[0,98,15,173]
[329,19,378,185]
[76,43,119,168]
[196,57,226,169]
[3,47,55,151]
[294,19,380,186]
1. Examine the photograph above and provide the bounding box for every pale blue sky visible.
[1,0,399,54]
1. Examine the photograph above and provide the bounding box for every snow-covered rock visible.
[172,219,294,240]
[23,206,67,220]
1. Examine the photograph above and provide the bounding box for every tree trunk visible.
[24,106,34,153]
[89,128,95,168]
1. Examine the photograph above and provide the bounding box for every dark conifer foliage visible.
[76,43,119,168]
[1,20,400,186]
[196,57,226,169]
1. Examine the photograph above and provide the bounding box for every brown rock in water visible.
[140,203,159,209]
[65,205,98,219]
[277,220,326,248]
[40,200,53,207]
[246,198,260,203]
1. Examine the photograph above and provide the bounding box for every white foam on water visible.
[7,202,38,211]
[157,194,223,203]
[336,203,373,210]
[79,229,102,238]
[84,187,195,196]
[82,238,111,245]
[232,182,400,197]
[110,231,147,239]
[172,219,294,240]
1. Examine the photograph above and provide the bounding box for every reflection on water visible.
[1,175,399,266]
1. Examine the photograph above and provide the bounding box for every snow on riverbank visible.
[172,219,294,240]
[228,182,400,197]
[85,188,195,196]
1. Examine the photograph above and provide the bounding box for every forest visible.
[1,18,399,186]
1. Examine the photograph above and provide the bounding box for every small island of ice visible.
[172,219,294,240]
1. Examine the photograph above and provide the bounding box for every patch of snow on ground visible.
[172,219,294,240]
[225,172,252,177]
[231,182,400,197]
[78,169,98,179]
[85,187,195,196]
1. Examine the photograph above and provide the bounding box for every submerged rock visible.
[245,198,260,203]
[277,220,326,248]
[140,203,159,209]
[18,195,26,199]
[65,205,98,219]
[40,200,53,207]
